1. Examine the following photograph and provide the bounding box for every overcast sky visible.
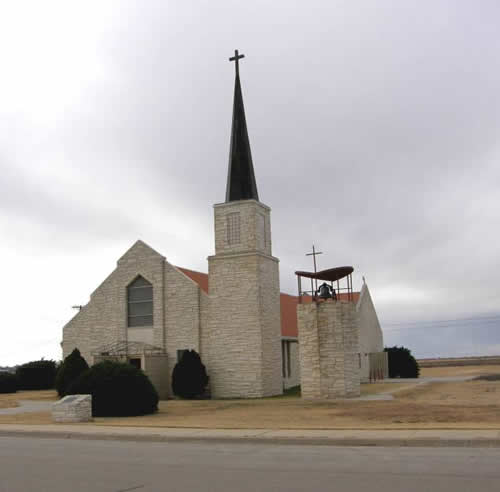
[1,0,499,366]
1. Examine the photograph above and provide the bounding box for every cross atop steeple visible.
[229,49,245,76]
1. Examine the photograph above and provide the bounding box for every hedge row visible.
[0,372,18,393]
[16,360,57,390]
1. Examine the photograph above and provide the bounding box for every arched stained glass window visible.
[127,276,153,327]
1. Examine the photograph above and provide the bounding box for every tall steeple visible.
[225,50,259,203]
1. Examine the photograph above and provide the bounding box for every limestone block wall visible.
[144,355,169,400]
[52,395,92,423]
[298,300,360,399]
[213,200,272,257]
[127,328,154,345]
[356,283,384,383]
[199,291,211,363]
[208,253,265,398]
[62,240,166,365]
[61,239,209,398]
[207,199,282,398]
[164,264,204,397]
[257,254,283,397]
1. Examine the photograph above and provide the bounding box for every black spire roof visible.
[225,51,259,203]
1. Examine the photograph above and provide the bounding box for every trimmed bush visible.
[0,372,18,394]
[55,348,89,397]
[384,346,420,378]
[67,360,159,417]
[172,350,209,399]
[16,360,57,390]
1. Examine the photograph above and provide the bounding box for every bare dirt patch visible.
[0,396,19,410]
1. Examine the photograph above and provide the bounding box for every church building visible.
[62,51,386,399]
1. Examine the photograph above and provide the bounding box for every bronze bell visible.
[318,282,332,299]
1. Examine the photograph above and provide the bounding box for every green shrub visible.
[384,346,420,378]
[0,372,18,393]
[16,360,57,390]
[67,360,159,417]
[172,350,209,399]
[55,348,89,397]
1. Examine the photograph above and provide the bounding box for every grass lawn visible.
[0,366,499,430]
[0,390,57,409]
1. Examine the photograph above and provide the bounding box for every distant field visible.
[418,356,500,368]
[420,365,500,378]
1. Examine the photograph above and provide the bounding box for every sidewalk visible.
[1,424,499,448]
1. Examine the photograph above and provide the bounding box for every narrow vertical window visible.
[226,212,241,245]
[127,276,153,327]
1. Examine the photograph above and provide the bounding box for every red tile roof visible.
[176,266,359,339]
[177,267,209,294]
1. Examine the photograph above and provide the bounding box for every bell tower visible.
[207,50,283,398]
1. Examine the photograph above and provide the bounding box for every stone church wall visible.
[143,355,169,399]
[164,263,204,397]
[62,241,208,398]
[62,240,166,365]
[356,283,385,382]
[257,254,283,397]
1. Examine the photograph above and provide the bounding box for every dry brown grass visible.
[0,380,498,430]
[360,382,415,395]
[0,390,57,409]
[1,367,499,429]
[420,364,500,378]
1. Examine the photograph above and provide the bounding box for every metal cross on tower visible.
[306,244,323,294]
[229,49,245,76]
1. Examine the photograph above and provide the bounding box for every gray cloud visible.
[1,0,499,363]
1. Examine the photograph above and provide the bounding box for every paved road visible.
[1,437,499,492]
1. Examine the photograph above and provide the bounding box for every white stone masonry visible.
[52,394,92,423]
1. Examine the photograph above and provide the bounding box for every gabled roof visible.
[177,267,360,339]
[118,239,165,263]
